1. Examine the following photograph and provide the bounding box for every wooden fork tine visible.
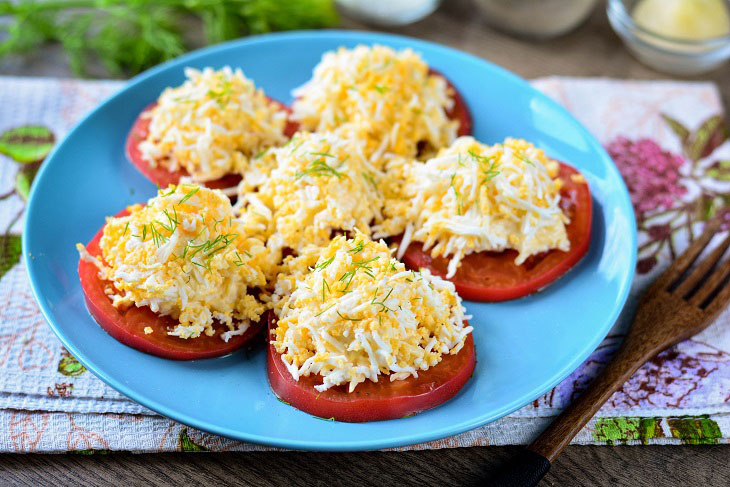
[690,250,730,309]
[675,233,730,298]
[701,273,730,317]
[651,218,722,293]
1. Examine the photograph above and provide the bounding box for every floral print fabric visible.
[0,76,728,451]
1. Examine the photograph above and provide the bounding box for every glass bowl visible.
[336,0,442,27]
[608,0,730,76]
[474,0,599,39]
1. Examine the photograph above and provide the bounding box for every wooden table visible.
[2,1,730,485]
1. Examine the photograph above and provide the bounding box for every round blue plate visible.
[24,31,636,451]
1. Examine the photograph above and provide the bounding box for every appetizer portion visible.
[268,235,475,422]
[77,185,272,359]
[291,45,471,165]
[378,137,592,302]
[236,131,383,255]
[126,67,297,189]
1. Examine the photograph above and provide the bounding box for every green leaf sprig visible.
[0,0,339,77]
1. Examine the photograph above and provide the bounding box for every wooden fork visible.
[488,218,730,487]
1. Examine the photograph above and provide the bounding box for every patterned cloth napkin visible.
[1,75,729,453]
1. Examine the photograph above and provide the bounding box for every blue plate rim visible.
[23,29,637,452]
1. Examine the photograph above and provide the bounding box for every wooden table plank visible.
[1,1,729,485]
[2,445,730,486]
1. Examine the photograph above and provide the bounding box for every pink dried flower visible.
[606,137,687,217]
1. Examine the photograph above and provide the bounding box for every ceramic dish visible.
[23,31,636,451]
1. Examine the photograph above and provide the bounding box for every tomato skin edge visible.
[430,69,473,137]
[78,209,263,360]
[266,312,476,423]
[125,100,299,190]
[401,163,592,302]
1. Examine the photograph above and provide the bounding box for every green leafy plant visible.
[0,125,56,278]
[0,0,339,77]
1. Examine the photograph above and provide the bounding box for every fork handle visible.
[488,335,658,486]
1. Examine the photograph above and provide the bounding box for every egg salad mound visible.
[236,131,383,253]
[271,234,473,393]
[138,66,289,183]
[291,45,458,165]
[376,137,571,278]
[77,185,273,340]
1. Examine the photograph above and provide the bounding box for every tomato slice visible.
[402,162,592,302]
[429,69,473,137]
[125,100,299,190]
[267,313,476,422]
[78,209,263,360]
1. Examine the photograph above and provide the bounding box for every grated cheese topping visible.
[291,45,458,166]
[77,185,273,339]
[139,67,289,182]
[375,137,570,278]
[235,131,384,255]
[271,234,473,392]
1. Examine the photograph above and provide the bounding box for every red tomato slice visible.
[429,69,473,137]
[267,313,476,422]
[125,100,299,190]
[402,162,592,302]
[78,209,263,360]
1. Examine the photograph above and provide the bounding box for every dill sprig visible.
[336,309,361,322]
[314,303,335,317]
[314,256,334,271]
[338,255,379,292]
[183,231,239,269]
[466,150,501,185]
[371,287,394,313]
[178,187,199,205]
[348,240,365,254]
[321,278,330,302]
[362,172,378,191]
[207,78,232,107]
[296,158,344,180]
[515,153,536,166]
[0,0,339,77]
[450,173,463,216]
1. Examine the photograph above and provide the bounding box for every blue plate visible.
[23,31,636,451]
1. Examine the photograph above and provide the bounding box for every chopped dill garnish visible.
[253,148,268,159]
[314,256,335,271]
[309,151,335,158]
[289,139,305,154]
[178,187,199,205]
[336,310,361,322]
[163,186,177,197]
[149,223,167,247]
[314,303,335,317]
[373,84,388,94]
[321,278,331,302]
[362,172,378,191]
[516,153,536,166]
[371,287,394,313]
[276,397,290,406]
[348,240,365,254]
[183,232,239,269]
[450,173,463,216]
[296,159,344,180]
[233,251,245,267]
[243,250,252,258]
[207,79,233,107]
[123,222,129,236]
